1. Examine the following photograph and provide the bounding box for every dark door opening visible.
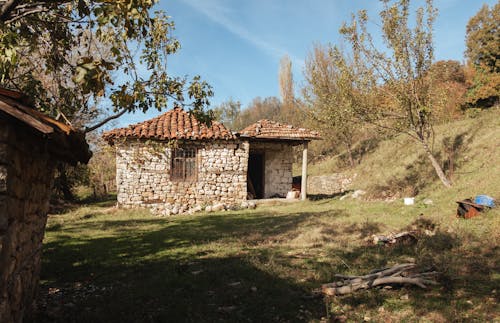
[247,153,264,199]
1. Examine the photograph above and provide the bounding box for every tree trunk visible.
[421,140,452,188]
[345,143,355,168]
[59,171,75,201]
[55,164,76,201]
[448,150,454,181]
[341,133,355,168]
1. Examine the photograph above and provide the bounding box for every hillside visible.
[33,109,499,322]
[307,108,500,205]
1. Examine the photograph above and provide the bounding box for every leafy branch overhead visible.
[0,0,213,131]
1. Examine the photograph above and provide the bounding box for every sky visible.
[116,0,497,128]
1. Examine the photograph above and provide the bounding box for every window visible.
[171,147,197,181]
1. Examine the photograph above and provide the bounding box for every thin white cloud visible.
[181,0,304,68]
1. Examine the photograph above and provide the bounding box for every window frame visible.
[170,147,198,182]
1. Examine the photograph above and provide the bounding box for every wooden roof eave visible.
[0,95,92,165]
[0,98,54,134]
[239,136,321,143]
[0,95,74,134]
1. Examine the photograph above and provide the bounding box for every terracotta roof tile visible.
[102,107,236,142]
[239,119,321,141]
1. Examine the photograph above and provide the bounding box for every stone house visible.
[0,88,91,322]
[103,107,320,215]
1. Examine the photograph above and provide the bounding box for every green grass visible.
[36,196,499,322]
[36,109,499,322]
[306,107,500,201]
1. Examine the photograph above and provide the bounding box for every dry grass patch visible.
[35,195,499,322]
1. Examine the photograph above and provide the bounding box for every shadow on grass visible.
[49,194,117,215]
[37,209,348,322]
[320,229,499,321]
[370,151,437,197]
[44,208,346,252]
[79,193,118,207]
[308,191,353,201]
[37,208,498,322]
[37,255,324,322]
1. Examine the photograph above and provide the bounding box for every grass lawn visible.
[35,197,499,322]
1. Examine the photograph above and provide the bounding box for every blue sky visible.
[116,0,497,127]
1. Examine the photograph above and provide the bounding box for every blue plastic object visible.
[474,195,495,208]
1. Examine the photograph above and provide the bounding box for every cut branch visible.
[322,263,438,296]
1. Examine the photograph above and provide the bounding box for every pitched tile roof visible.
[239,119,321,141]
[102,107,236,143]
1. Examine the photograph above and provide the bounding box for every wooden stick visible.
[322,263,438,296]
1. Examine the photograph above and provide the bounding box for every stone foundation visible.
[0,119,55,322]
[115,140,249,215]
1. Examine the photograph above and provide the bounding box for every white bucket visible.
[403,197,415,205]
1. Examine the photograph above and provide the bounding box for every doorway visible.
[247,152,264,199]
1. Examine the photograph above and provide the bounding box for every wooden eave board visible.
[0,95,73,135]
[0,99,54,134]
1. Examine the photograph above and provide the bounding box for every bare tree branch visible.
[3,7,47,23]
[85,108,128,133]
[0,0,23,21]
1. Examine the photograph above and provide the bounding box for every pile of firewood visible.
[322,263,438,296]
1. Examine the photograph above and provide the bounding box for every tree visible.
[429,60,465,84]
[465,3,500,74]
[464,68,500,108]
[340,0,453,187]
[464,2,500,108]
[303,44,363,168]
[235,97,281,130]
[0,0,213,132]
[212,99,242,130]
[279,55,294,105]
[277,54,307,126]
[428,60,467,121]
[87,136,116,198]
[278,55,295,123]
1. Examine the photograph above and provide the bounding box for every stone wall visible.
[307,173,354,195]
[0,119,55,322]
[250,142,293,198]
[115,140,249,215]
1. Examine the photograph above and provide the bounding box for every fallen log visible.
[322,263,438,296]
